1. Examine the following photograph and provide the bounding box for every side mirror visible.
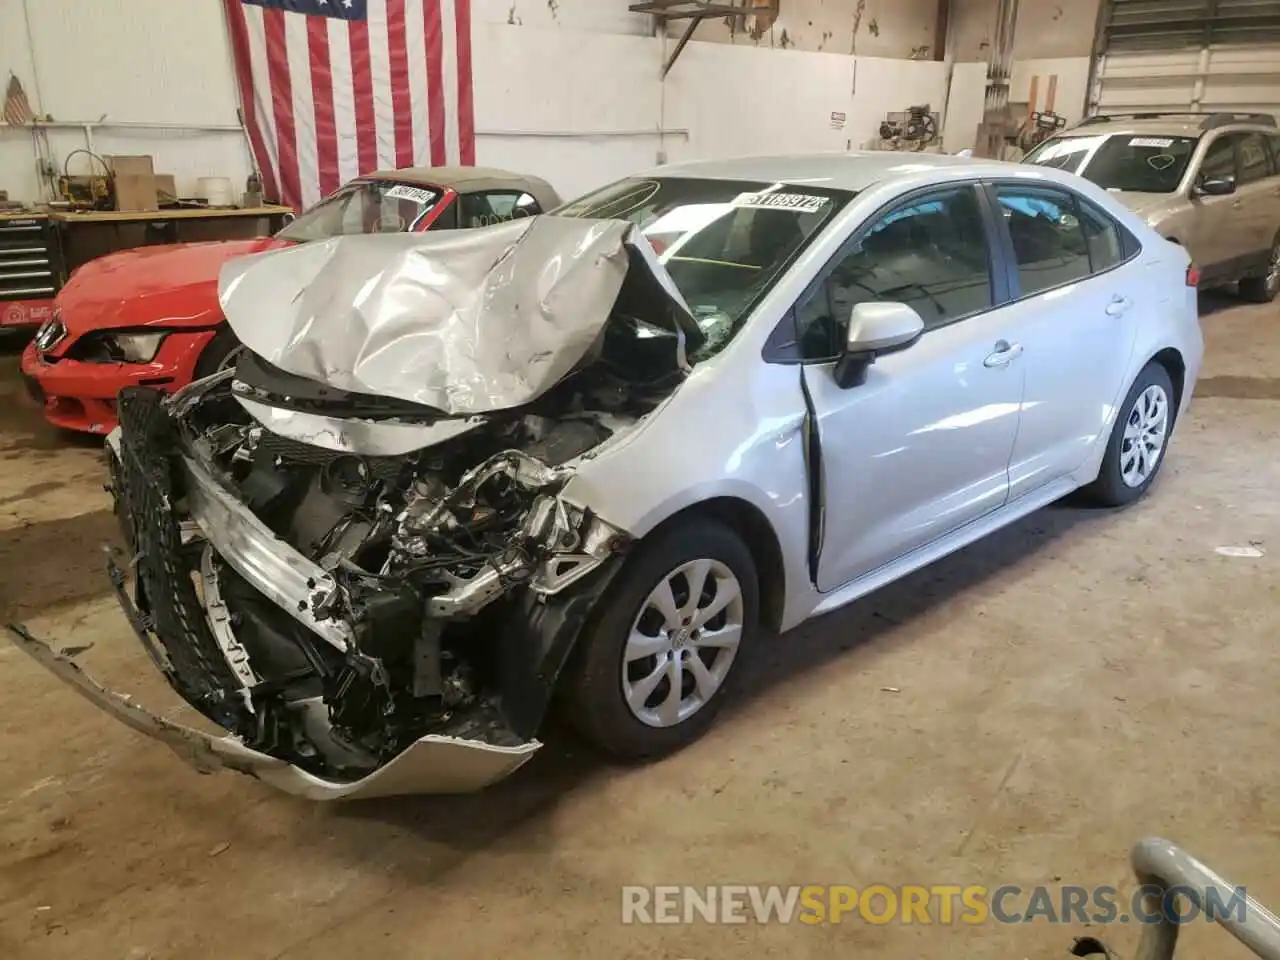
[833,302,925,389]
[1195,176,1236,197]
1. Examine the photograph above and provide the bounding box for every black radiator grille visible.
[114,387,252,735]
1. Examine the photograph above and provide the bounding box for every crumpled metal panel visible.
[218,215,696,416]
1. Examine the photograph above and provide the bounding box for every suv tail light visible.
[1186,264,1201,287]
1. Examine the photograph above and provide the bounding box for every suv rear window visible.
[1024,133,1199,194]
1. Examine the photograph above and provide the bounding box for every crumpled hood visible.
[57,238,288,337]
[217,216,701,416]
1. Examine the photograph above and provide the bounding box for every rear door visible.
[987,182,1142,497]
[1232,131,1280,266]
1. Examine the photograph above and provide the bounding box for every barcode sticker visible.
[383,184,437,204]
[732,191,829,214]
[1129,137,1175,148]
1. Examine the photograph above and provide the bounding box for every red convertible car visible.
[21,166,561,434]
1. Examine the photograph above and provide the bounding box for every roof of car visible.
[1054,115,1278,139]
[361,165,559,197]
[640,151,989,193]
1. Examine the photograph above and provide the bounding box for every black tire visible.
[1237,233,1280,303]
[1083,361,1176,507]
[193,326,244,379]
[563,517,759,760]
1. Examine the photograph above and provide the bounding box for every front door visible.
[988,183,1143,496]
[793,185,1026,592]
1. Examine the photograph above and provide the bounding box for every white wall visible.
[0,0,253,205]
[691,0,941,59]
[941,0,1098,154]
[948,0,1101,62]
[2,0,955,205]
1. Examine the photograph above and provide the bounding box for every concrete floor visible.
[0,299,1276,960]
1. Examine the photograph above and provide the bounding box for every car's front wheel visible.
[194,327,245,379]
[565,517,759,759]
[1084,361,1175,507]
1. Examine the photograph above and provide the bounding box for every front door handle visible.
[1105,294,1133,317]
[984,340,1024,368]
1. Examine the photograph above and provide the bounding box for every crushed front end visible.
[10,215,698,799]
[10,366,648,799]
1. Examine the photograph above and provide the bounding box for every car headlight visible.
[33,317,67,352]
[106,332,167,363]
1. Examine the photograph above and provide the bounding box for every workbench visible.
[50,205,294,278]
[0,205,293,328]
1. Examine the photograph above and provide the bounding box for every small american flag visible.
[222,0,475,211]
[2,73,34,126]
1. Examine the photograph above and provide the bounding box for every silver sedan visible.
[11,152,1203,801]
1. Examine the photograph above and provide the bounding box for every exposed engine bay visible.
[94,217,709,790]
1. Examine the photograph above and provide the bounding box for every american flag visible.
[222,0,475,211]
[2,73,34,126]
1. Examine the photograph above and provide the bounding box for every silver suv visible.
[1024,112,1280,301]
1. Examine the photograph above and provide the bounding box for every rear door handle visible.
[1105,294,1133,317]
[984,340,1024,368]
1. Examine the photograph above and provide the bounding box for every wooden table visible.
[47,205,293,225]
[49,205,295,276]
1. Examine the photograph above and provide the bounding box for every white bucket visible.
[197,176,236,207]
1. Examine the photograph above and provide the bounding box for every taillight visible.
[1186,265,1201,287]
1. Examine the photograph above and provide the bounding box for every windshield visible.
[276,180,444,242]
[555,176,850,356]
[1024,133,1199,193]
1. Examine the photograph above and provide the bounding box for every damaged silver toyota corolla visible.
[10,155,1203,800]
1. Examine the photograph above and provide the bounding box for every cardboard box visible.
[114,174,158,211]
[153,174,177,203]
[106,155,155,177]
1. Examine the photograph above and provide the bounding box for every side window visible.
[1078,199,1125,272]
[793,187,993,359]
[1237,133,1270,184]
[459,191,542,227]
[994,185,1090,296]
[1199,134,1238,183]
[1269,134,1280,174]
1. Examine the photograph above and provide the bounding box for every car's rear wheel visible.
[1238,233,1280,303]
[1083,361,1175,507]
[564,518,758,759]
[193,327,244,379]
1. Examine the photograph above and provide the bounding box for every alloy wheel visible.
[1120,384,1169,488]
[621,559,744,728]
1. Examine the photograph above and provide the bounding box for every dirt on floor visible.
[0,302,1276,960]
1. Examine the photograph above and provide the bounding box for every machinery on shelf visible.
[878,105,940,151]
[54,149,114,211]
[1017,109,1068,153]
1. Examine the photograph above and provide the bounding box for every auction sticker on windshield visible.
[384,184,437,204]
[733,191,830,214]
[1128,137,1175,148]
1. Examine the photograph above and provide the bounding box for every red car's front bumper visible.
[20,330,216,435]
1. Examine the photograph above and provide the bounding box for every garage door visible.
[1091,0,1280,117]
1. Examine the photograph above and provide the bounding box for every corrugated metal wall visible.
[1092,0,1280,115]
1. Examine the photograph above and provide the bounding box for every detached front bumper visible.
[7,625,539,801]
